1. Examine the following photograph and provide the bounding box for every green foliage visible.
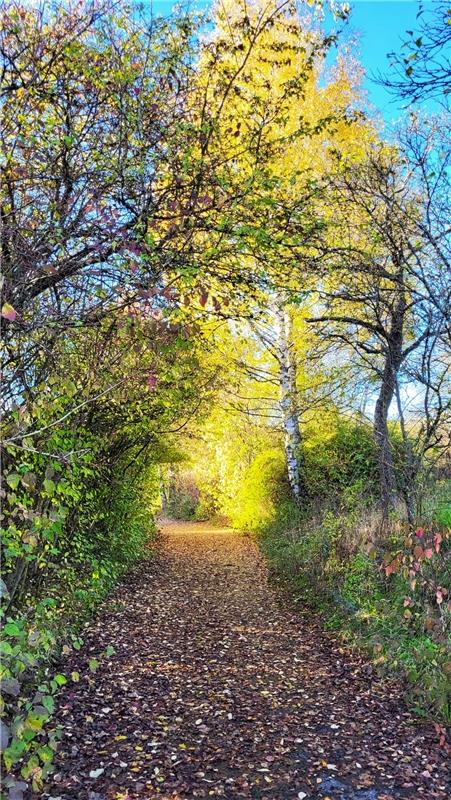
[0,608,62,792]
[229,449,292,532]
[260,501,451,722]
[212,415,382,525]
[165,472,200,521]
[0,450,158,792]
[419,479,451,528]
[303,417,379,502]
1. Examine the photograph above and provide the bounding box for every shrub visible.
[303,418,379,502]
[166,472,200,520]
[229,448,291,531]
[1,455,158,795]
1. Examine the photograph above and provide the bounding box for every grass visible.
[258,493,451,723]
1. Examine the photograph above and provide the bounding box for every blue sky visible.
[151,1,426,123]
[347,1,426,119]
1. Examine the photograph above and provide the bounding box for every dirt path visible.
[46,521,449,800]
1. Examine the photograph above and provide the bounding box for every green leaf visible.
[25,707,49,731]
[21,753,40,778]
[6,473,20,490]
[3,622,21,637]
[42,695,55,713]
[3,738,27,770]
[54,674,67,686]
[37,744,54,764]
[43,479,56,495]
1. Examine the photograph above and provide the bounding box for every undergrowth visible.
[258,482,451,723]
[1,462,158,797]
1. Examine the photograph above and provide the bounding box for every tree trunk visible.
[374,356,397,518]
[274,296,304,505]
[373,293,406,519]
[394,376,416,524]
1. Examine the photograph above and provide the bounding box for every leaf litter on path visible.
[45,521,450,800]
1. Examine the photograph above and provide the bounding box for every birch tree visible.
[274,295,304,502]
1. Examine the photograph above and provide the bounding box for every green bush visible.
[303,418,379,501]
[166,472,201,520]
[1,454,158,795]
[229,448,292,531]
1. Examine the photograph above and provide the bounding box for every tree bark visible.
[374,356,398,518]
[373,292,406,519]
[395,375,416,524]
[274,295,304,505]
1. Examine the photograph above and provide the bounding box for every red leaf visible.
[413,545,423,560]
[424,548,434,559]
[147,374,157,390]
[199,292,208,308]
[385,559,399,576]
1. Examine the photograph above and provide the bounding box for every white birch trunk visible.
[274,295,303,504]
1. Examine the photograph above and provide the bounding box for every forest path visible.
[47,521,449,800]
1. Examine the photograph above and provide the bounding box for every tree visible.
[309,136,450,520]
[381,0,451,105]
[193,0,371,504]
[0,0,203,419]
[274,295,304,503]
